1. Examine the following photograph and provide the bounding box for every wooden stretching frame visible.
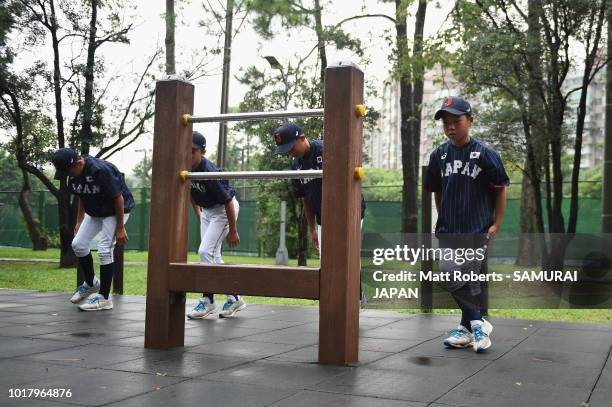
[144,62,364,366]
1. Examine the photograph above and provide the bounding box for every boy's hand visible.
[486,224,500,240]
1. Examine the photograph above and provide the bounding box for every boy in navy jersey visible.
[52,148,134,311]
[274,123,367,305]
[187,131,245,319]
[424,97,509,352]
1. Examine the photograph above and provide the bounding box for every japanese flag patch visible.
[470,151,481,159]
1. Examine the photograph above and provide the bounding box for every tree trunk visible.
[217,0,234,168]
[18,170,48,251]
[80,0,98,155]
[313,0,327,92]
[396,0,419,235]
[516,172,537,266]
[165,0,176,75]
[48,0,75,267]
[604,0,612,233]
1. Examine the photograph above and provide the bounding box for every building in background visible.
[367,65,460,169]
[564,68,606,169]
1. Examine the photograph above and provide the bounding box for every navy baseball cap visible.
[434,96,472,120]
[274,123,304,154]
[192,131,206,149]
[52,148,79,180]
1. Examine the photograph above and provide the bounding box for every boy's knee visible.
[71,238,90,258]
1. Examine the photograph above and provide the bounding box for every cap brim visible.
[275,140,296,154]
[434,107,468,120]
[192,142,205,149]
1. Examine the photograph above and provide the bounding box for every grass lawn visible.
[0,247,610,324]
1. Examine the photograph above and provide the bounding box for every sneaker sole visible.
[187,310,215,319]
[219,303,246,318]
[443,340,473,349]
[79,305,113,311]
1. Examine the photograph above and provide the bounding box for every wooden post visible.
[144,80,194,349]
[319,62,363,365]
[420,165,433,311]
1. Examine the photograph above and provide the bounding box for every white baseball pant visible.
[198,197,239,263]
[72,213,130,265]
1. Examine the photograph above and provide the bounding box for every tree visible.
[8,0,159,266]
[451,0,609,268]
[166,0,175,75]
[394,0,428,235]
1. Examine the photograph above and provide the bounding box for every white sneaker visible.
[471,318,493,352]
[443,325,474,348]
[219,297,246,318]
[78,293,113,311]
[187,297,216,319]
[70,279,100,303]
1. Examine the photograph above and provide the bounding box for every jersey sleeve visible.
[97,168,123,198]
[208,180,234,204]
[424,150,442,192]
[481,148,510,188]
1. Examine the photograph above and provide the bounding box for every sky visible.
[5,0,454,178]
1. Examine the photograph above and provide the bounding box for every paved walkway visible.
[0,289,610,406]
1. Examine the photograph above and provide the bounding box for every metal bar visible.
[185,169,322,180]
[187,108,324,123]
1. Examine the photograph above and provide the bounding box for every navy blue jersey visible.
[292,139,366,225]
[190,158,235,208]
[70,156,135,217]
[424,138,509,234]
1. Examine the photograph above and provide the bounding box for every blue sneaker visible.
[78,293,113,311]
[471,318,493,352]
[187,297,216,319]
[443,325,473,348]
[70,279,99,304]
[219,296,246,318]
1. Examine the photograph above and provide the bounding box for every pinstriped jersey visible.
[424,138,509,234]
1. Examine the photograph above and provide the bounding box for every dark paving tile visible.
[104,379,296,407]
[358,337,421,353]
[0,396,63,406]
[188,339,303,359]
[0,323,80,337]
[240,327,318,346]
[402,337,523,361]
[311,367,462,403]
[268,390,427,406]
[0,303,76,314]
[0,337,81,358]
[436,375,592,407]
[18,343,152,368]
[0,359,89,388]
[361,325,442,341]
[543,321,612,331]
[202,360,346,390]
[367,351,490,376]
[266,345,392,365]
[520,330,612,354]
[0,302,31,310]
[33,328,143,345]
[0,312,80,325]
[25,368,184,406]
[256,308,320,322]
[475,355,601,390]
[503,346,607,369]
[212,317,305,331]
[103,351,250,378]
